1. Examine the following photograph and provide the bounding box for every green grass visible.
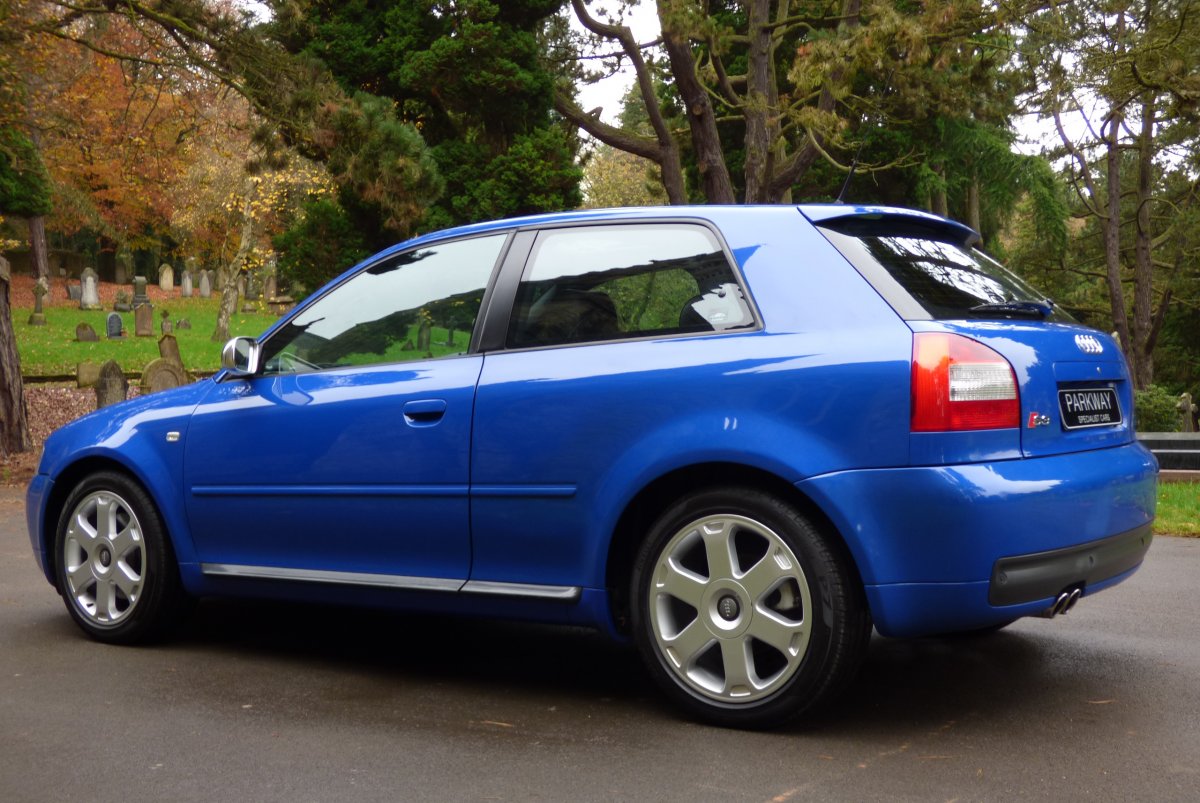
[1157,482,1200,536]
[11,298,280,375]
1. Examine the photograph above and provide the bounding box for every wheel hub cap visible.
[717,595,740,621]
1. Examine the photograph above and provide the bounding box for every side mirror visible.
[221,337,261,378]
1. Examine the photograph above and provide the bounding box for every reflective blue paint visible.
[27,205,1158,639]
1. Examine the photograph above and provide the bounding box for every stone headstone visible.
[115,251,132,285]
[28,277,49,325]
[67,282,82,302]
[264,272,277,301]
[105,312,124,339]
[132,276,149,307]
[75,322,98,342]
[1181,393,1198,433]
[113,291,131,312]
[158,334,183,368]
[76,360,101,389]
[80,267,101,310]
[158,263,174,292]
[446,324,456,347]
[134,303,154,337]
[95,360,127,409]
[176,318,192,330]
[417,320,432,355]
[181,270,193,298]
[141,358,188,394]
[198,270,212,298]
[161,317,173,335]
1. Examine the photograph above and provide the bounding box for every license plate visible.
[1058,387,1122,430]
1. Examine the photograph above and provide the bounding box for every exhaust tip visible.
[1040,591,1071,618]
[1063,587,1083,614]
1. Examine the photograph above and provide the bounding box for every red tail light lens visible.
[912,333,1019,431]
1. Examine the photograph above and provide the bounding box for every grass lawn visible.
[11,297,279,375]
[1157,482,1200,536]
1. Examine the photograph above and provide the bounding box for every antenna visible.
[835,69,894,205]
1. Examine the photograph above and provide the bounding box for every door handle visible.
[403,399,448,426]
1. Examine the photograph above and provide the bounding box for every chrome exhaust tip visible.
[1040,591,1072,618]
[1062,587,1083,614]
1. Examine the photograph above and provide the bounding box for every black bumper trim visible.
[988,523,1153,607]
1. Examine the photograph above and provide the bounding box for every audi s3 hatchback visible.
[27,205,1157,728]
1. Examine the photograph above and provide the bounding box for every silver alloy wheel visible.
[61,490,146,626]
[648,514,813,703]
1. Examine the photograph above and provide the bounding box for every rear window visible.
[818,218,1074,322]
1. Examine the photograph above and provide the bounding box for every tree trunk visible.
[932,165,948,217]
[967,175,982,236]
[659,2,736,203]
[743,0,774,203]
[26,216,50,280]
[1130,93,1157,389]
[0,256,33,457]
[211,184,256,343]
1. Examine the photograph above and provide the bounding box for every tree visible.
[0,253,31,457]
[558,1,1040,206]
[1022,0,1200,388]
[273,0,582,231]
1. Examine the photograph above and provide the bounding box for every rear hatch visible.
[803,206,1134,460]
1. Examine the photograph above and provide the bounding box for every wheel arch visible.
[603,462,866,635]
[40,455,187,585]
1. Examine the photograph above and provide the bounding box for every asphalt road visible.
[3,485,1199,802]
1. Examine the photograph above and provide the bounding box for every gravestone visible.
[158,334,183,368]
[141,358,188,394]
[79,268,101,311]
[176,318,192,330]
[115,251,132,285]
[95,360,127,409]
[446,324,456,348]
[28,277,49,325]
[76,360,101,389]
[161,316,173,335]
[113,291,131,312]
[67,282,82,302]
[75,322,98,342]
[158,263,174,292]
[132,275,149,307]
[198,270,212,298]
[134,302,154,337]
[417,320,432,355]
[1181,393,1198,433]
[105,312,124,340]
[180,270,193,298]
[264,272,277,301]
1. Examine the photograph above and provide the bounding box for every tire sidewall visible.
[631,487,851,728]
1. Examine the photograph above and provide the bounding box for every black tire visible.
[53,471,187,644]
[631,487,871,729]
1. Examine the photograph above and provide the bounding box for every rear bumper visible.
[798,441,1158,637]
[989,522,1152,606]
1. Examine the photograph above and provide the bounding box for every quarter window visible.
[507,224,752,348]
[261,234,506,373]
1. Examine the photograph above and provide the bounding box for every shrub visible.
[1135,384,1182,432]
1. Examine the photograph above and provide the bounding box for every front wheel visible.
[631,488,871,728]
[54,471,186,644]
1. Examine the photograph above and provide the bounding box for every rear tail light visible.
[912,333,1019,431]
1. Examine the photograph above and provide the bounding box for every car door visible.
[184,233,508,588]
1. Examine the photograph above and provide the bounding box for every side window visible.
[261,234,506,374]
[507,224,752,348]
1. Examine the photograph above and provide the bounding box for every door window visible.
[261,234,507,373]
[507,224,752,348]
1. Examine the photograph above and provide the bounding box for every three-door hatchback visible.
[27,205,1157,728]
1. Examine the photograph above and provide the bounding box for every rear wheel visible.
[631,487,871,729]
[54,471,186,644]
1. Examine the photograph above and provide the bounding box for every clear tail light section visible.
[912,333,1019,431]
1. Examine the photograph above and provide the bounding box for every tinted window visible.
[261,234,506,373]
[819,219,1073,322]
[507,224,752,348]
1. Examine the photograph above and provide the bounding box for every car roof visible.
[371,204,980,262]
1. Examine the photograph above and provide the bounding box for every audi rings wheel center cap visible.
[717,595,740,621]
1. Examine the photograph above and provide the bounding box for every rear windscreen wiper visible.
[969,300,1053,319]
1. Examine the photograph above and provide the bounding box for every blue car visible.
[26,205,1157,728]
